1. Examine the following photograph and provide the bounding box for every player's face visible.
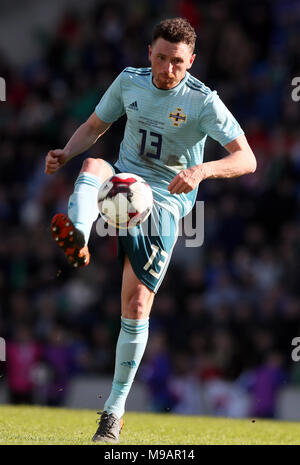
[149,38,195,90]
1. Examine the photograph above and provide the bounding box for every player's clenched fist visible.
[168,165,206,194]
[45,149,69,174]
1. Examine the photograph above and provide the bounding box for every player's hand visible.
[45,149,69,174]
[168,165,205,194]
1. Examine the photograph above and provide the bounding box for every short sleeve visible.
[199,91,244,146]
[95,72,126,123]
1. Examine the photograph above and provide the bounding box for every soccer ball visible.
[97,172,154,229]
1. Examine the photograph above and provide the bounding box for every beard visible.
[155,73,177,89]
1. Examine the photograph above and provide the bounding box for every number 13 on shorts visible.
[143,245,169,279]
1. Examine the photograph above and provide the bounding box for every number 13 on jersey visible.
[139,128,162,160]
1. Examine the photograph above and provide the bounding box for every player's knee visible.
[81,157,101,174]
[123,292,150,319]
[81,158,113,180]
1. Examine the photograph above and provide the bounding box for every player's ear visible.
[187,54,196,69]
[148,45,152,62]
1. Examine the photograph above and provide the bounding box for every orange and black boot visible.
[51,213,90,268]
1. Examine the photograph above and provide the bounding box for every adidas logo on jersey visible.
[128,101,138,111]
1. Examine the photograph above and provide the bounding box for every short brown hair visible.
[152,17,196,52]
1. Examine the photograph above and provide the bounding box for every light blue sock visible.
[68,172,102,244]
[104,317,149,419]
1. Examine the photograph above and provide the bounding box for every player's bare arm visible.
[45,112,111,175]
[168,134,257,194]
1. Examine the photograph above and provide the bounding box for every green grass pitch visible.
[0,405,300,445]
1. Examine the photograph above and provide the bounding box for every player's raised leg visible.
[92,255,154,443]
[51,158,113,267]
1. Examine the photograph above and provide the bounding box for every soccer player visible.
[45,18,256,443]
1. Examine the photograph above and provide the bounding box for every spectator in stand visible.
[6,326,42,404]
[43,326,73,406]
[248,351,289,418]
[139,332,178,413]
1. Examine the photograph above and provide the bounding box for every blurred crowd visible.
[0,0,300,418]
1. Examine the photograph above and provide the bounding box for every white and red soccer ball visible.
[97,173,153,229]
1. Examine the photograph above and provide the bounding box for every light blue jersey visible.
[95,67,244,220]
